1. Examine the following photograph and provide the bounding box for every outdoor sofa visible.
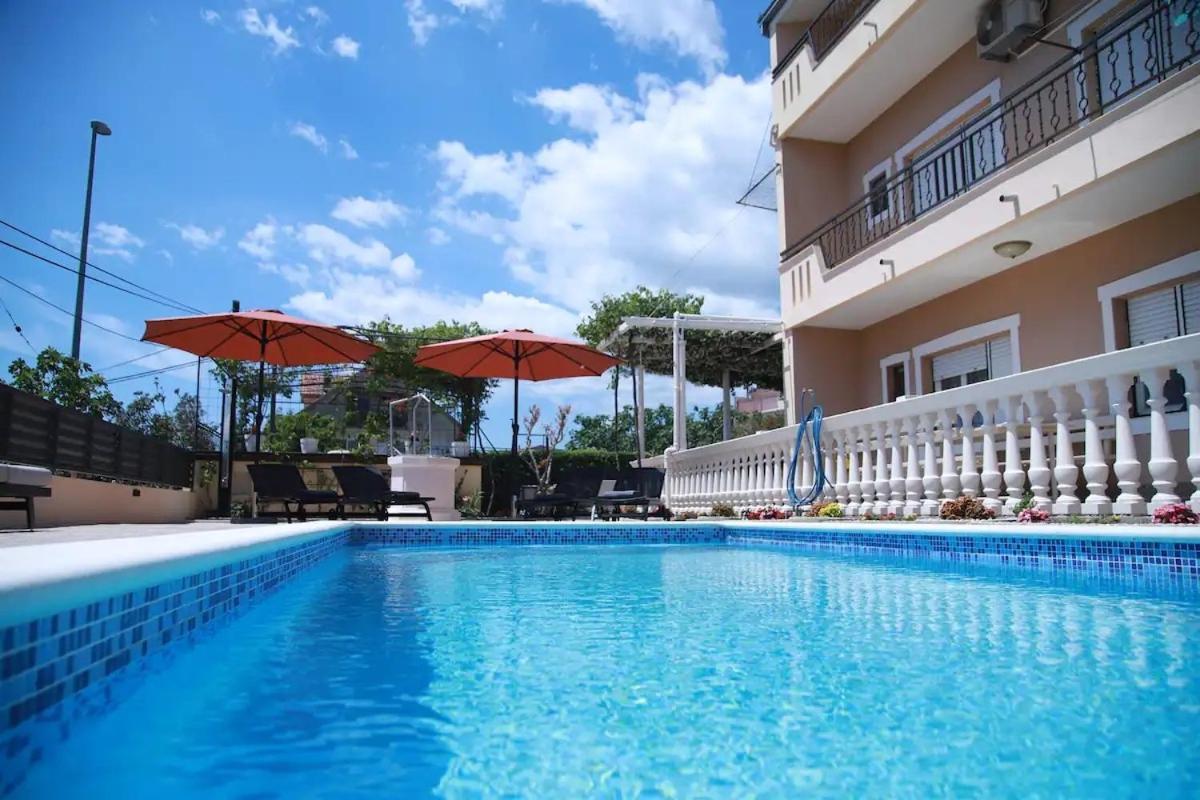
[0,463,53,530]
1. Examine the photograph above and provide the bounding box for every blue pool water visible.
[13,544,1200,798]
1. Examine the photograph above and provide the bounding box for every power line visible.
[0,271,154,344]
[107,359,199,384]
[0,218,205,314]
[0,237,198,314]
[0,292,35,353]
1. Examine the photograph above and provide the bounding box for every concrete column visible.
[672,314,687,452]
[721,369,732,442]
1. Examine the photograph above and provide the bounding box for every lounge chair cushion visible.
[0,463,53,488]
[597,490,638,500]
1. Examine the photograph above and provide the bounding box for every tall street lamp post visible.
[71,119,112,361]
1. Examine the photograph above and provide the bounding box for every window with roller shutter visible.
[931,336,1012,393]
[1125,277,1197,415]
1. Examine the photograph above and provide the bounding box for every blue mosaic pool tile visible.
[0,528,349,796]
[727,526,1200,586]
[351,523,724,547]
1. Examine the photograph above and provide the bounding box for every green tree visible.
[112,383,173,439]
[5,347,121,417]
[210,360,299,435]
[358,319,497,437]
[567,402,784,453]
[264,411,342,454]
[575,286,703,350]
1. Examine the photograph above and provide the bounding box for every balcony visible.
[664,333,1200,517]
[771,0,979,142]
[780,0,1200,329]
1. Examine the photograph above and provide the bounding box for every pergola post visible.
[672,313,687,451]
[636,362,646,463]
[721,369,732,441]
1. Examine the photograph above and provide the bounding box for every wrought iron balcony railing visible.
[782,0,1199,268]
[772,0,882,80]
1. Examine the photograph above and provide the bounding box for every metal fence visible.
[0,384,193,488]
[773,0,880,79]
[783,0,1199,267]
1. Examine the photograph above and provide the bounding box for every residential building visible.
[665,0,1200,516]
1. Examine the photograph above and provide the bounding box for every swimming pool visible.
[2,523,1198,797]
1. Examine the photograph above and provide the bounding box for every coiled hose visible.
[786,390,829,509]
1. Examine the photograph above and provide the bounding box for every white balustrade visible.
[659,336,1200,518]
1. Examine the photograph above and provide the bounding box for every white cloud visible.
[330,197,408,229]
[296,224,418,280]
[405,0,440,45]
[404,0,503,45]
[288,121,328,153]
[51,222,145,262]
[331,34,360,58]
[427,227,451,245]
[432,72,777,315]
[304,6,329,25]
[165,222,225,250]
[238,8,300,55]
[338,138,359,160]
[201,9,220,25]
[237,220,279,260]
[553,0,726,73]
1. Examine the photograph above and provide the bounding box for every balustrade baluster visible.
[979,400,1003,515]
[835,431,850,508]
[1141,366,1181,511]
[874,424,890,514]
[800,444,814,503]
[1023,391,1052,512]
[846,427,862,516]
[1075,379,1112,515]
[887,421,904,514]
[1177,361,1200,512]
[939,410,960,501]
[958,403,980,499]
[903,417,922,516]
[1105,374,1146,514]
[860,426,876,515]
[1002,396,1025,515]
[822,434,836,501]
[1048,386,1081,515]
[920,413,941,516]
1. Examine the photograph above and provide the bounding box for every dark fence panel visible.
[0,384,193,488]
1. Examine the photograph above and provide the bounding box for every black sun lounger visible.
[332,465,434,521]
[247,463,339,523]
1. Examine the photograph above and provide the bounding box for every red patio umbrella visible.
[415,329,619,510]
[142,308,380,448]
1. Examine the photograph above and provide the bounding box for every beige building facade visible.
[663,0,1200,516]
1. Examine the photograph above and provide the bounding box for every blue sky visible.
[0,0,778,444]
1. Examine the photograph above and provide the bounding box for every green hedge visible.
[479,449,642,509]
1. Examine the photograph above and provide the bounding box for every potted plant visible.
[521,403,571,495]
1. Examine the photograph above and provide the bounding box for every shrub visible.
[820,503,849,522]
[672,509,697,521]
[1153,503,1199,525]
[710,502,736,518]
[1012,491,1035,515]
[940,497,995,521]
[1017,507,1051,523]
[743,506,792,520]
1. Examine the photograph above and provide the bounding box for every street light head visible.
[90,120,112,136]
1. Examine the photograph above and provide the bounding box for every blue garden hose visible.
[786,390,829,509]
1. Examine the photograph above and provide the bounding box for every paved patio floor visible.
[0,520,239,548]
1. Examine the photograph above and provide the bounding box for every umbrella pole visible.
[510,369,519,519]
[254,326,266,459]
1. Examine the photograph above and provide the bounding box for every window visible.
[886,361,906,402]
[1125,278,1196,415]
[868,172,890,218]
[1126,278,1200,344]
[931,336,1012,393]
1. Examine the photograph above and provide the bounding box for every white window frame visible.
[892,79,1003,223]
[862,158,893,230]
[1096,250,1200,352]
[879,351,912,403]
[911,314,1022,395]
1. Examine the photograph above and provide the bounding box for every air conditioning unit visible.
[977,0,1044,61]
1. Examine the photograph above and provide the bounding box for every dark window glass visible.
[868,173,889,217]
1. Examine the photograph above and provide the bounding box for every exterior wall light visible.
[993,240,1032,258]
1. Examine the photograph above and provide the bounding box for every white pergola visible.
[601,313,783,458]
